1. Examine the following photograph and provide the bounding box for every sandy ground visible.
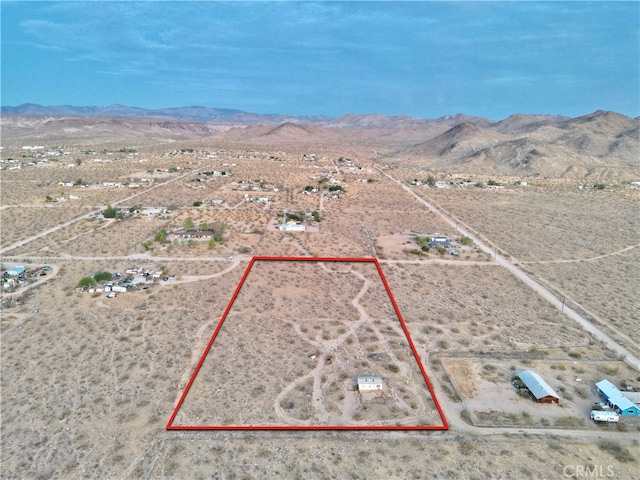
[1,142,638,479]
[171,260,441,428]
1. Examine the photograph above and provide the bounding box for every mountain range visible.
[2,104,638,179]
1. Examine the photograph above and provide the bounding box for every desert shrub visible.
[193,200,203,206]
[460,236,474,245]
[599,440,634,462]
[598,364,620,376]
[555,416,585,428]
[385,363,400,373]
[458,441,475,455]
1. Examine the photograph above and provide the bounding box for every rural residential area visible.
[2,1,639,478]
[1,107,639,478]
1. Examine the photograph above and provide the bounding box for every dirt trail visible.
[376,166,640,371]
[517,243,639,264]
[274,264,372,425]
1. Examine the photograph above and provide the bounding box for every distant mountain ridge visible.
[1,103,332,125]
[2,104,638,179]
[2,102,507,127]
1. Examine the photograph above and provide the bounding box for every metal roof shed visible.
[596,379,640,417]
[516,370,560,404]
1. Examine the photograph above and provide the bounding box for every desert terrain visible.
[1,112,639,478]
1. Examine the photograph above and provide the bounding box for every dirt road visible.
[0,167,201,255]
[376,166,640,371]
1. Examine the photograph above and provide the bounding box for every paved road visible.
[375,166,640,371]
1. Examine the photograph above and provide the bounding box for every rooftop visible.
[516,370,559,400]
[596,379,638,411]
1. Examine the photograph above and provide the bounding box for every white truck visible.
[590,410,619,423]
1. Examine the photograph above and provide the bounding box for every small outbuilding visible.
[596,379,640,417]
[515,370,560,404]
[357,375,383,391]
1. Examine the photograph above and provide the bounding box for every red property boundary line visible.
[166,256,449,431]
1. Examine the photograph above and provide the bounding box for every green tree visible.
[77,276,96,288]
[193,200,203,207]
[312,210,321,222]
[208,238,216,249]
[460,236,474,246]
[199,222,209,231]
[155,229,167,243]
[211,222,226,242]
[93,271,112,282]
[102,204,120,218]
[183,217,195,231]
[427,175,436,187]
[415,236,430,251]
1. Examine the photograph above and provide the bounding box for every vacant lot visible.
[414,182,640,358]
[172,260,441,428]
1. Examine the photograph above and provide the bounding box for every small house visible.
[280,222,305,232]
[357,375,383,391]
[596,379,640,416]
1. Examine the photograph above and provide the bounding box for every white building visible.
[280,222,305,232]
[357,375,383,391]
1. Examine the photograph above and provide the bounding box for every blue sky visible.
[2,1,638,119]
